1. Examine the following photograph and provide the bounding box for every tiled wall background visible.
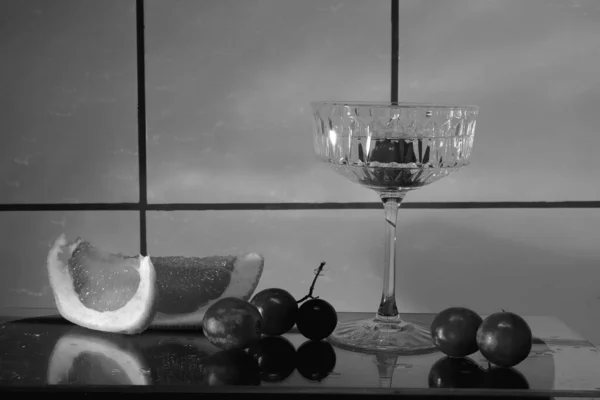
[1,0,600,344]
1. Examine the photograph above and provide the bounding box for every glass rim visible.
[310,101,479,111]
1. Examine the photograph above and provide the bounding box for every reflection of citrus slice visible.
[47,332,150,385]
[47,234,157,335]
[150,254,264,329]
[136,332,220,384]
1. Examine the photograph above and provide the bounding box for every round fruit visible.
[296,340,336,382]
[250,288,298,336]
[202,297,263,350]
[428,356,484,389]
[47,330,150,385]
[476,311,532,368]
[47,234,158,335]
[296,298,337,341]
[248,336,297,382]
[202,349,260,386]
[430,307,483,357]
[482,366,529,389]
[151,253,264,329]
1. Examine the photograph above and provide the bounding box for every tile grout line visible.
[136,0,148,256]
[391,0,399,103]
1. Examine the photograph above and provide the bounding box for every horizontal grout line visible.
[0,203,139,211]
[0,201,599,212]
[151,201,600,210]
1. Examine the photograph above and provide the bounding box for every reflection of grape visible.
[203,349,261,386]
[296,340,336,382]
[428,356,484,389]
[483,366,530,390]
[248,336,297,383]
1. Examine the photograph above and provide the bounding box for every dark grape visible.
[296,298,337,341]
[296,340,336,382]
[250,288,298,336]
[476,311,533,368]
[430,306,483,357]
[201,297,263,350]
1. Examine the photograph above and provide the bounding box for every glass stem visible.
[376,191,407,321]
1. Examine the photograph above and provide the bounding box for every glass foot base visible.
[327,317,438,355]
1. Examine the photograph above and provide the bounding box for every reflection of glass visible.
[312,102,478,354]
[374,354,413,388]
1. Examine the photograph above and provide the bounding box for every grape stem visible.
[296,262,326,304]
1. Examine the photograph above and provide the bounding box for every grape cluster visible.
[428,307,535,390]
[200,263,339,386]
[430,307,533,368]
[250,262,338,341]
[201,262,338,354]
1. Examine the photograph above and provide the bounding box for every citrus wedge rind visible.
[47,233,158,335]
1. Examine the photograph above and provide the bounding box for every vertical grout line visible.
[391,0,399,103]
[136,0,148,256]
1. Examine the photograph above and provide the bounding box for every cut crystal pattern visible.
[312,102,477,191]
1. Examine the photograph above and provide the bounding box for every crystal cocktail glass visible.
[311,101,478,354]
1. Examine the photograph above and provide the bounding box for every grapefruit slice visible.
[47,329,150,385]
[150,253,264,329]
[47,234,157,335]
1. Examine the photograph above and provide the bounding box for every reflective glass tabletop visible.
[1,309,599,397]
